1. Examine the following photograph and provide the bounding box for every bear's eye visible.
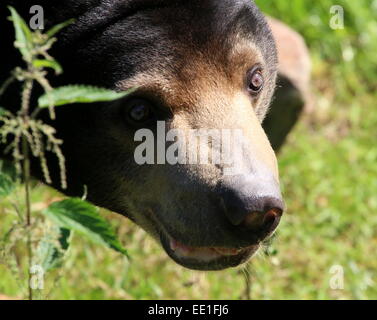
[247,66,264,95]
[125,98,154,124]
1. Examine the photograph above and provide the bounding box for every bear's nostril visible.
[242,207,282,234]
[262,208,281,231]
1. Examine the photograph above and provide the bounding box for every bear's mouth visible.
[143,209,261,270]
[159,232,260,271]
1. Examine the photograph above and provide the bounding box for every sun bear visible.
[0,0,310,270]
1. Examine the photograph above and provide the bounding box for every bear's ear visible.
[263,17,312,152]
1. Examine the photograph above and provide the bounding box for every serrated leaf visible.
[46,19,75,38]
[8,6,33,61]
[32,59,63,74]
[42,198,129,257]
[37,227,71,272]
[38,85,135,108]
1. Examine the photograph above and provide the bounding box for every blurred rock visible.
[263,17,312,151]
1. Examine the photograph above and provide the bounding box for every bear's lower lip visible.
[169,238,244,259]
[160,234,260,271]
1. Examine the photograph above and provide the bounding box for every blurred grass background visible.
[1,0,376,299]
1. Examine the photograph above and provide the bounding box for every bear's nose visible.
[217,174,284,239]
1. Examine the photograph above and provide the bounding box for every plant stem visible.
[22,136,33,300]
[20,65,34,300]
[21,80,33,117]
[0,74,15,97]
[243,263,252,300]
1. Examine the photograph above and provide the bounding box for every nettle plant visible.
[0,7,130,300]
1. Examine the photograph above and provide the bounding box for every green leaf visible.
[38,85,135,108]
[0,160,16,197]
[0,160,18,182]
[46,19,75,38]
[42,198,129,257]
[8,6,33,61]
[32,59,63,74]
[37,227,72,272]
[0,172,14,197]
[0,106,8,116]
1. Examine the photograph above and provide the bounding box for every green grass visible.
[1,0,376,299]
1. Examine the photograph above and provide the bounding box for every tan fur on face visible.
[116,32,268,108]
[116,33,278,181]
